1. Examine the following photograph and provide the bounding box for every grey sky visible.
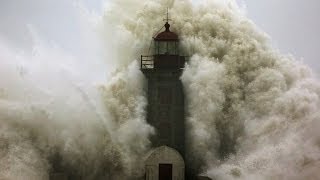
[242,0,320,74]
[0,0,103,57]
[0,0,319,74]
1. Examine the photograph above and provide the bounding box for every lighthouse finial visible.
[163,8,172,32]
[166,8,169,22]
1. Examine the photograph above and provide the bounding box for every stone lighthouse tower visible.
[141,16,186,180]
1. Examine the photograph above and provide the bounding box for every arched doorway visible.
[145,146,185,180]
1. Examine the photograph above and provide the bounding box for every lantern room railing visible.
[141,55,187,70]
[141,55,154,69]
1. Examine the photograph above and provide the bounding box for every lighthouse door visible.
[159,164,172,180]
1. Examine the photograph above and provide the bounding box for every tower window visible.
[155,41,178,55]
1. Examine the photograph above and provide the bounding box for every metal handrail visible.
[141,55,188,70]
[141,55,154,69]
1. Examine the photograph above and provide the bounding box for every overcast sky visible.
[0,0,319,74]
[242,0,320,75]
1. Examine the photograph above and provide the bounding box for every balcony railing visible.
[141,55,186,70]
[141,55,154,69]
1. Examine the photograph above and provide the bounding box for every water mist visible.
[1,0,320,180]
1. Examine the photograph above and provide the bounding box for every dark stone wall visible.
[143,69,185,158]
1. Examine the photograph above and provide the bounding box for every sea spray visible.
[104,0,320,179]
[1,0,320,179]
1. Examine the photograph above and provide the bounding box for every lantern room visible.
[141,21,186,70]
[154,22,179,55]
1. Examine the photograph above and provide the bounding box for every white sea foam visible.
[1,0,319,179]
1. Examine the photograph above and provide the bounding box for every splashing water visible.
[1,0,320,179]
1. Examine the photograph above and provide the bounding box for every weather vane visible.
[163,8,172,23]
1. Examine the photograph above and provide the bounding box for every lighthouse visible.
[141,14,187,180]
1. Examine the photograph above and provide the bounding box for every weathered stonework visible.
[143,69,185,158]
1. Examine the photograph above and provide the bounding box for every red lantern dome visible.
[154,22,179,41]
